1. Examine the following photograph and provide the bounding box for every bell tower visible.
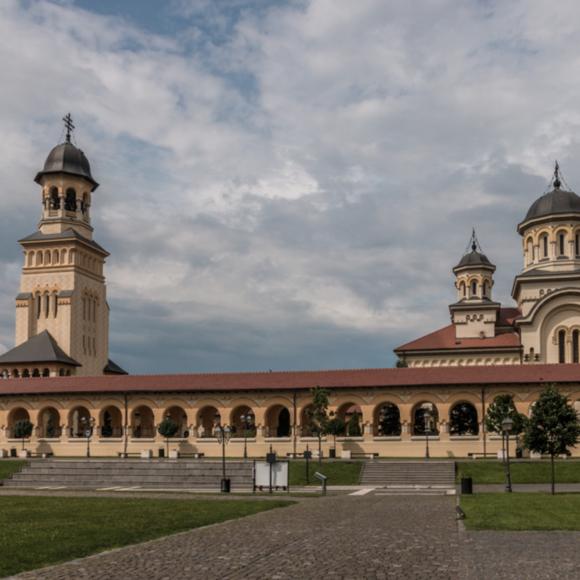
[449,230,500,339]
[0,115,121,377]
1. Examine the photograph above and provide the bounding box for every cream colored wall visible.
[0,384,567,458]
[452,311,497,339]
[521,222,580,273]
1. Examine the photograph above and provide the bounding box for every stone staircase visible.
[1,459,254,491]
[360,461,456,490]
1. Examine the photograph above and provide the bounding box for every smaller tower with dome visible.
[449,231,499,339]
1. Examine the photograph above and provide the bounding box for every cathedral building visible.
[396,164,580,368]
[1,119,580,459]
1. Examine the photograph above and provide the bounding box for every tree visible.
[524,384,580,494]
[347,412,362,437]
[485,394,527,436]
[395,358,408,368]
[325,412,345,455]
[14,419,33,451]
[158,416,179,457]
[450,403,479,436]
[378,403,401,436]
[307,386,330,464]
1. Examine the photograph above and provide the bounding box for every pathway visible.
[13,493,580,579]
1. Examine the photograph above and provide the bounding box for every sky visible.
[1,0,580,374]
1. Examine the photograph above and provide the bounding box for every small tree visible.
[524,384,580,494]
[347,412,362,437]
[158,416,179,457]
[485,394,527,436]
[14,419,33,451]
[325,412,345,455]
[308,386,330,464]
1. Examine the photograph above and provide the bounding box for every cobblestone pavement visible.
[13,493,580,580]
[17,495,465,580]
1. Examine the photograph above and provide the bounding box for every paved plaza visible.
[12,492,580,580]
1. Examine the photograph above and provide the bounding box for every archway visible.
[38,407,61,438]
[131,405,155,438]
[230,405,256,437]
[449,402,479,436]
[100,406,123,438]
[69,406,91,438]
[265,405,291,437]
[374,402,401,436]
[8,408,30,438]
[336,402,362,437]
[197,406,219,437]
[165,406,189,437]
[412,402,439,435]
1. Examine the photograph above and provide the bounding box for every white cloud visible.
[2,0,580,372]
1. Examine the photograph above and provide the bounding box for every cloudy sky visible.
[0,0,579,374]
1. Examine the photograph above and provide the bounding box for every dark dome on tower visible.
[522,188,580,223]
[453,230,495,273]
[34,141,98,189]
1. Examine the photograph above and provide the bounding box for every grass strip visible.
[457,460,580,484]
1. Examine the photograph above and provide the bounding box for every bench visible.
[117,452,141,458]
[178,452,205,459]
[30,452,53,459]
[351,452,379,459]
[467,452,497,459]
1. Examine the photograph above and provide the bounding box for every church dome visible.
[453,249,495,273]
[521,188,580,224]
[34,141,98,189]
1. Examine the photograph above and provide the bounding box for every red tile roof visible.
[395,324,521,353]
[0,364,579,396]
[395,307,522,353]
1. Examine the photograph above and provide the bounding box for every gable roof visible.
[0,331,80,366]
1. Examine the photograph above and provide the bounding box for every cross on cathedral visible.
[63,113,75,143]
[554,160,561,189]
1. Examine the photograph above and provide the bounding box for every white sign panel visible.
[255,461,289,488]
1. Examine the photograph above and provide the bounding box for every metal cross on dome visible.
[553,160,561,189]
[63,113,75,143]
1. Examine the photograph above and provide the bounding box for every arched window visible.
[22,369,30,378]
[526,238,533,264]
[449,402,479,436]
[44,293,50,317]
[165,406,189,438]
[471,281,477,297]
[336,403,363,437]
[482,280,489,298]
[36,294,41,318]
[36,252,43,266]
[558,232,566,256]
[42,368,50,377]
[32,368,40,377]
[559,329,566,363]
[459,282,466,298]
[50,187,60,210]
[375,402,401,436]
[12,369,19,378]
[8,408,31,438]
[412,402,439,435]
[44,250,51,265]
[65,188,77,212]
[542,234,549,258]
[574,330,579,364]
[53,292,58,317]
[52,249,59,264]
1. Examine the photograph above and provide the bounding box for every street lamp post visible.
[80,416,96,458]
[424,409,432,460]
[502,417,514,493]
[214,414,232,492]
[240,411,254,460]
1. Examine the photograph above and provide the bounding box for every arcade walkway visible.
[15,493,580,579]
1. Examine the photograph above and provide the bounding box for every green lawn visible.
[0,460,26,480]
[0,496,293,577]
[462,493,580,530]
[457,460,580,484]
[288,460,362,486]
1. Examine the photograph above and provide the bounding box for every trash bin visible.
[461,476,473,495]
[329,448,336,459]
[158,447,165,458]
[221,478,231,493]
